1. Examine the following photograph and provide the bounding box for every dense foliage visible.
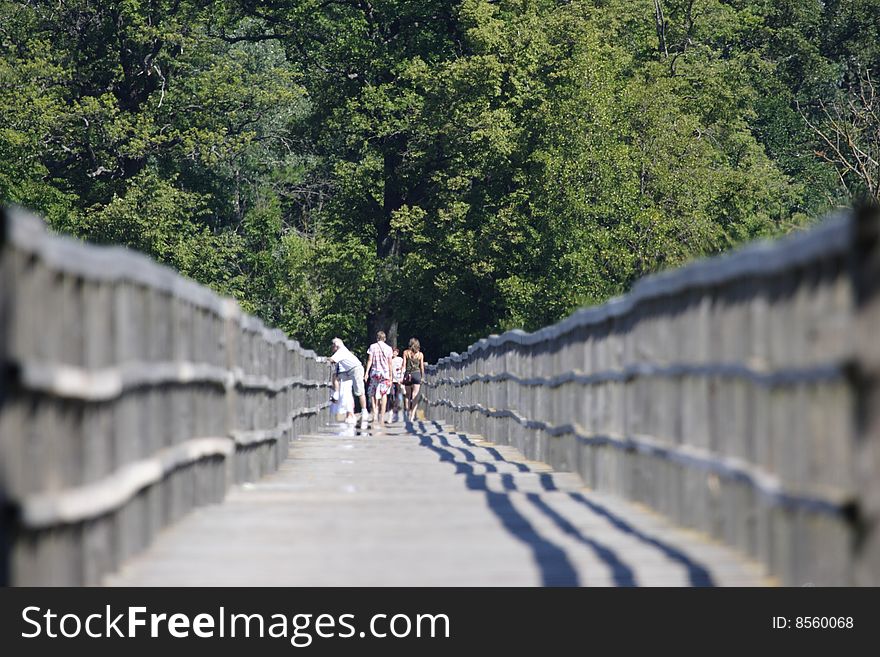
[2,0,877,357]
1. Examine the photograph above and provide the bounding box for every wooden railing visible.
[425,207,880,586]
[0,207,330,585]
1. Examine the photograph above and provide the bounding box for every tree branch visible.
[653,0,668,60]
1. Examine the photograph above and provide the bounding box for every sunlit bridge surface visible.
[105,420,767,587]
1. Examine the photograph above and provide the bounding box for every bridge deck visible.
[105,421,770,586]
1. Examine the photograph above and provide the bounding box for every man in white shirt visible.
[364,331,394,425]
[330,337,369,424]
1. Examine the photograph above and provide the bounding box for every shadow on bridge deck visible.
[105,420,770,587]
[413,427,718,586]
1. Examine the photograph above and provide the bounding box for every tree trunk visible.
[369,141,405,348]
[653,0,668,59]
[368,310,399,349]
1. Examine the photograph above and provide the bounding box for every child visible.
[391,346,404,422]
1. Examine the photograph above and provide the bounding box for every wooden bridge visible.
[104,421,765,586]
[1,205,879,586]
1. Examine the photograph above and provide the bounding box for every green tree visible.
[4,0,875,360]
[0,0,320,332]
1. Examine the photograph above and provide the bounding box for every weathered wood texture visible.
[0,207,329,585]
[106,422,767,586]
[425,208,880,586]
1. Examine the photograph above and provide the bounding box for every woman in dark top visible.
[403,338,425,422]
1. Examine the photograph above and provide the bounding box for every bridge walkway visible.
[106,421,769,587]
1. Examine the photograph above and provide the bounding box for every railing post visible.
[0,207,331,585]
[0,207,11,586]
[853,205,880,585]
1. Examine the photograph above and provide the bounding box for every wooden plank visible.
[106,422,768,587]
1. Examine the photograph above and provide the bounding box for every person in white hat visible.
[329,338,369,424]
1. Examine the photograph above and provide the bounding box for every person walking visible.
[403,338,425,422]
[365,330,394,426]
[329,338,369,425]
[391,346,404,422]
[329,362,354,421]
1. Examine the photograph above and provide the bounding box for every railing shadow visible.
[414,428,580,586]
[409,422,629,586]
[411,420,714,587]
[0,207,9,585]
[567,492,714,587]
